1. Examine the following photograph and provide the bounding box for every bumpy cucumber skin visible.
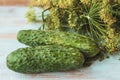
[7,45,84,73]
[17,30,100,57]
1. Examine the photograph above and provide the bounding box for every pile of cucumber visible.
[7,30,100,73]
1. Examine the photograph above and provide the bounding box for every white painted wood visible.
[0,6,120,80]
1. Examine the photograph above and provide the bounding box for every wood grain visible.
[0,34,16,39]
[0,0,29,6]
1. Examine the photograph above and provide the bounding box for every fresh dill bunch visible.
[43,0,107,39]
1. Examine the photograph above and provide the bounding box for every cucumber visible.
[7,45,84,73]
[17,30,100,57]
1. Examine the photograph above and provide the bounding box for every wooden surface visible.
[0,6,120,80]
[0,0,29,6]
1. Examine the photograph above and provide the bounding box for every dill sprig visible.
[79,1,106,39]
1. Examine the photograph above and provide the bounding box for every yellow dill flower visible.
[99,0,116,26]
[30,0,51,8]
[99,0,119,53]
[80,0,90,5]
[26,8,36,22]
[60,0,74,8]
[104,32,120,53]
[52,0,74,8]
[103,24,120,53]
[47,7,61,29]
[100,9,116,26]
[80,0,98,5]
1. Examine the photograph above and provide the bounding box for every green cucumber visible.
[17,30,100,57]
[7,45,84,73]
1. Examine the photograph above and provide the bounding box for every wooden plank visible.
[0,0,29,6]
[0,34,16,39]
